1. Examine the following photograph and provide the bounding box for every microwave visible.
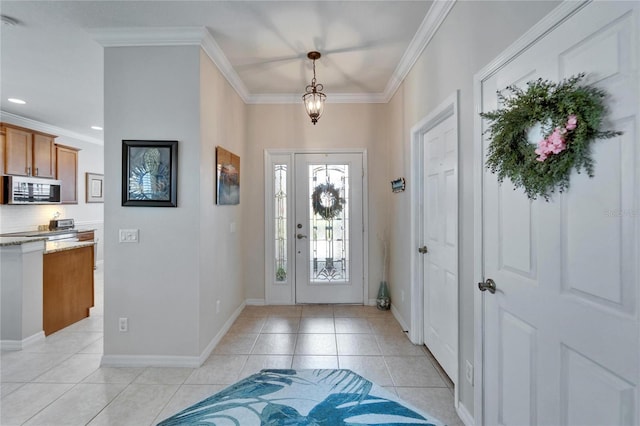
[3,176,62,204]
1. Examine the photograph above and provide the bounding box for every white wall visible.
[104,46,202,359]
[0,120,104,262]
[244,103,390,305]
[386,0,560,416]
[103,45,247,362]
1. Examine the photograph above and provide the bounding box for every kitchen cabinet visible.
[1,123,56,178]
[43,245,94,335]
[56,144,79,204]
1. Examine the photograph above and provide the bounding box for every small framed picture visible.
[86,173,104,203]
[122,140,178,207]
[391,177,406,193]
[216,146,240,205]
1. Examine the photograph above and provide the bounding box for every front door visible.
[479,2,639,425]
[294,153,364,304]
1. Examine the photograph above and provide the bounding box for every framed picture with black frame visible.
[122,140,178,207]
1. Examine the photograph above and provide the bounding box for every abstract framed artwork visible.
[216,146,240,205]
[85,172,104,203]
[122,140,178,207]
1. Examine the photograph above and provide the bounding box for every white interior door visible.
[294,153,364,304]
[479,3,639,425]
[422,114,458,385]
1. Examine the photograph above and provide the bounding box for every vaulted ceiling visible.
[1,1,445,142]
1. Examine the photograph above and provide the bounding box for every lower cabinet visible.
[43,245,94,335]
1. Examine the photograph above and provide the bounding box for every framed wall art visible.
[86,172,104,203]
[216,146,240,205]
[122,140,178,207]
[391,177,406,193]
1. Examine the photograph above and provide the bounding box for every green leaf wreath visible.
[480,73,622,200]
[312,183,345,220]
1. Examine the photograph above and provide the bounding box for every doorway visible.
[264,150,367,305]
[410,92,460,394]
[474,2,639,424]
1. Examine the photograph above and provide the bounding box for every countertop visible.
[0,236,48,247]
[0,228,96,247]
[44,240,95,254]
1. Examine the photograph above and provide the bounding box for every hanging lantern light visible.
[302,51,326,125]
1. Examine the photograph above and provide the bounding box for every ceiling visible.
[0,1,440,142]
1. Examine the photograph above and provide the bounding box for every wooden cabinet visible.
[33,133,56,178]
[56,144,79,204]
[1,123,56,178]
[77,230,95,241]
[43,245,94,336]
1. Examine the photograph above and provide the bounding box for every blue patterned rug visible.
[158,369,445,425]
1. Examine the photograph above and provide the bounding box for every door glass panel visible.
[274,164,287,282]
[308,164,349,283]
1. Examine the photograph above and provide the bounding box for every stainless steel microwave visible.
[3,176,62,204]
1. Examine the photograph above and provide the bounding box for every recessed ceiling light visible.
[91,126,103,131]
[8,98,26,105]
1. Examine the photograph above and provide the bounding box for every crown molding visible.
[200,30,250,102]
[90,26,205,47]
[383,0,456,102]
[0,111,103,145]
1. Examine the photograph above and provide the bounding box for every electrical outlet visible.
[216,300,221,314]
[465,360,473,385]
[119,317,128,332]
[119,229,139,243]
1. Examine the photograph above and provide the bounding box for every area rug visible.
[158,369,445,425]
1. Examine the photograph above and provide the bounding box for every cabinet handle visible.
[35,167,39,176]
[27,166,31,176]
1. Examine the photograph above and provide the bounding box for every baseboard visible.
[197,301,246,365]
[245,298,265,306]
[391,304,410,332]
[456,401,474,426]
[101,301,247,368]
[0,331,45,351]
[367,298,376,306]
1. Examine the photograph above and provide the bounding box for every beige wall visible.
[244,103,391,303]
[387,0,560,415]
[199,49,247,352]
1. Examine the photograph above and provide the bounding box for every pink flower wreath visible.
[480,74,622,200]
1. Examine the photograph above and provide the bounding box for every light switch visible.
[119,229,139,243]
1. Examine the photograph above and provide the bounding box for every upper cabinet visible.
[56,144,79,204]
[1,123,56,178]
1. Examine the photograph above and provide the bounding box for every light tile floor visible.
[1,270,463,425]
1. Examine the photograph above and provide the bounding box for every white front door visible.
[479,2,639,425]
[294,153,364,304]
[422,114,458,385]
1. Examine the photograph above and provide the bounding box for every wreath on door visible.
[312,183,345,220]
[480,73,622,200]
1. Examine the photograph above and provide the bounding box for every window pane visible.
[308,164,349,283]
[274,165,287,281]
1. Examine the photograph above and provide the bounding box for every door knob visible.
[478,278,496,294]
[418,245,428,254]
[297,233,307,239]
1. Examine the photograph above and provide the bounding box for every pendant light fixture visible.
[302,51,326,125]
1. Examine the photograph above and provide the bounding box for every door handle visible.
[418,245,428,254]
[478,278,496,294]
[297,233,307,239]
